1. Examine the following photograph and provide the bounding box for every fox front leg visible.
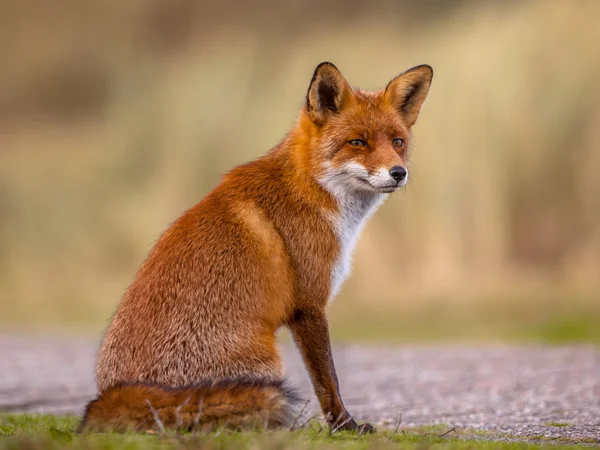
[288,307,375,433]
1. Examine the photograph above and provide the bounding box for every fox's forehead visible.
[327,89,408,137]
[352,89,385,109]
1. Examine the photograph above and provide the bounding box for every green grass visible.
[544,422,570,428]
[324,302,600,346]
[5,294,600,346]
[0,415,594,450]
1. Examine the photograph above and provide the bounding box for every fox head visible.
[298,62,433,196]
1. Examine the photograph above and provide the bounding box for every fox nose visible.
[389,166,407,182]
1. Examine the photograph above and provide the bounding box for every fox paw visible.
[331,416,376,434]
[357,422,376,434]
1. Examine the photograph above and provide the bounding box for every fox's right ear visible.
[385,64,433,127]
[306,62,352,125]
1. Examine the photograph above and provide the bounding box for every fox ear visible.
[306,62,352,124]
[385,64,433,127]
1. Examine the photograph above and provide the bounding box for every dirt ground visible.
[1,335,598,442]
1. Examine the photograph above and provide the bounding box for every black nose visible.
[389,166,407,182]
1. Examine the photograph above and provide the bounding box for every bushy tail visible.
[79,379,300,433]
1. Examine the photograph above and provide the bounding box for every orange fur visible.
[79,380,298,432]
[85,62,433,433]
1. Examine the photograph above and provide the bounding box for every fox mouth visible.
[356,177,400,193]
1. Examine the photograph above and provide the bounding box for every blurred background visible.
[1,0,599,343]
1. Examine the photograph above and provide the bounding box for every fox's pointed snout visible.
[389,166,407,183]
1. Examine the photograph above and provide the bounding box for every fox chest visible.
[325,194,386,302]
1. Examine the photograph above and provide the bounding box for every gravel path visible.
[1,335,598,442]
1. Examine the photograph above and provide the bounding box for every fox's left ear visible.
[306,62,353,125]
[385,64,433,127]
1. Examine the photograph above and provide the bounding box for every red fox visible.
[80,62,433,433]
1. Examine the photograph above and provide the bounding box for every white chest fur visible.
[322,189,387,302]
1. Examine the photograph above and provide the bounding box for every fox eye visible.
[393,138,404,147]
[349,139,367,147]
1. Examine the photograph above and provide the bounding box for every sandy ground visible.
[1,335,599,442]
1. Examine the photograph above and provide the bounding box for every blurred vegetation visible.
[1,415,597,449]
[0,0,599,339]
